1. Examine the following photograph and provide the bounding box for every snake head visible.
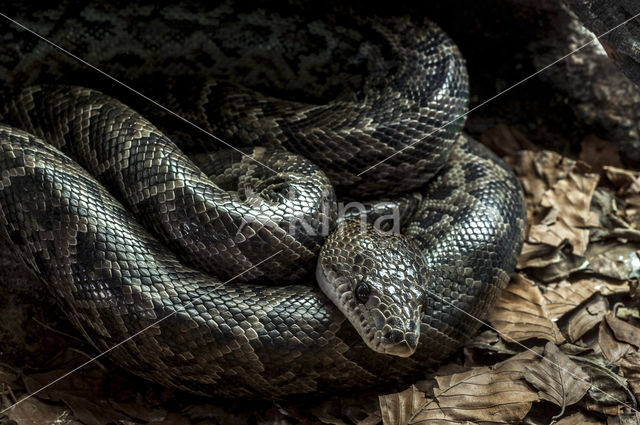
[316,220,428,357]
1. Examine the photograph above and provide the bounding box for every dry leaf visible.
[523,342,591,418]
[529,170,599,256]
[528,216,591,257]
[512,150,577,207]
[603,166,640,228]
[617,350,640,403]
[570,354,637,410]
[466,329,518,357]
[379,351,540,425]
[603,166,640,193]
[427,351,539,424]
[511,149,599,262]
[564,294,609,342]
[604,314,640,348]
[598,319,634,363]
[604,413,640,425]
[597,315,640,403]
[378,385,428,425]
[489,275,565,344]
[585,241,640,281]
[544,279,626,320]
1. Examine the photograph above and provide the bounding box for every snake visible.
[0,1,526,398]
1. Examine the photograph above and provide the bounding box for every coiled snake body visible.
[0,2,526,397]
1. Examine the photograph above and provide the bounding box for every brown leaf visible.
[512,150,577,207]
[378,385,428,425]
[523,342,591,417]
[604,313,640,348]
[543,278,625,320]
[586,241,640,281]
[489,275,565,344]
[603,166,640,193]
[427,351,539,424]
[530,170,600,256]
[528,217,591,257]
[618,350,640,403]
[597,315,640,403]
[379,352,540,425]
[599,319,635,363]
[570,354,637,410]
[564,294,609,342]
[603,166,640,228]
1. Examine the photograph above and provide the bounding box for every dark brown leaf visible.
[564,294,609,342]
[544,279,626,320]
[599,319,635,363]
[523,342,591,418]
[604,314,640,348]
[489,275,565,344]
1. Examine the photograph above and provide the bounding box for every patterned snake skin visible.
[0,2,526,397]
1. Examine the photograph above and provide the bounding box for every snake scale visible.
[0,1,526,397]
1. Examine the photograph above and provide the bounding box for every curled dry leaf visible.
[529,167,600,256]
[569,353,637,411]
[585,241,640,281]
[564,294,609,343]
[523,342,591,418]
[603,166,640,194]
[510,149,599,260]
[489,274,565,344]
[466,329,519,357]
[543,278,627,320]
[379,351,540,425]
[603,166,640,228]
[616,349,640,404]
[598,314,640,402]
[606,413,640,425]
[599,318,635,363]
[511,150,578,207]
[378,385,427,425]
[604,313,640,348]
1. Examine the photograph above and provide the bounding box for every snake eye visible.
[355,281,371,303]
